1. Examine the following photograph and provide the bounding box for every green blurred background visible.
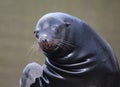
[0,0,120,87]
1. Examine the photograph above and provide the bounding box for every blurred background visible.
[0,0,120,87]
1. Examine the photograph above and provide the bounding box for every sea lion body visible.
[32,12,120,87]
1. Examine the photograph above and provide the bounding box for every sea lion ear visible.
[64,22,71,27]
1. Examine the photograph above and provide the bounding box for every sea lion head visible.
[34,12,76,58]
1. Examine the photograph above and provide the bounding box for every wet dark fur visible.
[32,12,120,87]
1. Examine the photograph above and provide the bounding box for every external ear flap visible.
[64,22,71,27]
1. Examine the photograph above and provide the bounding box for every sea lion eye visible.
[64,22,70,27]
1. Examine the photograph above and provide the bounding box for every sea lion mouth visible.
[38,39,59,53]
[38,39,75,54]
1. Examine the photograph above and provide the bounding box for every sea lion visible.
[33,12,120,87]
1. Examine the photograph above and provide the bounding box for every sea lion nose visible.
[39,34,48,43]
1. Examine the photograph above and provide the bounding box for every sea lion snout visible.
[35,33,59,53]
[34,30,52,43]
[39,34,48,42]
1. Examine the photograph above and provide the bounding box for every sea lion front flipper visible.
[20,62,43,87]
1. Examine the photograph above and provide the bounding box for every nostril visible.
[42,39,47,43]
[39,34,47,41]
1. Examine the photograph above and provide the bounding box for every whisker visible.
[57,41,75,52]
[53,39,75,47]
[61,41,75,48]
[37,38,75,53]
[26,41,40,57]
